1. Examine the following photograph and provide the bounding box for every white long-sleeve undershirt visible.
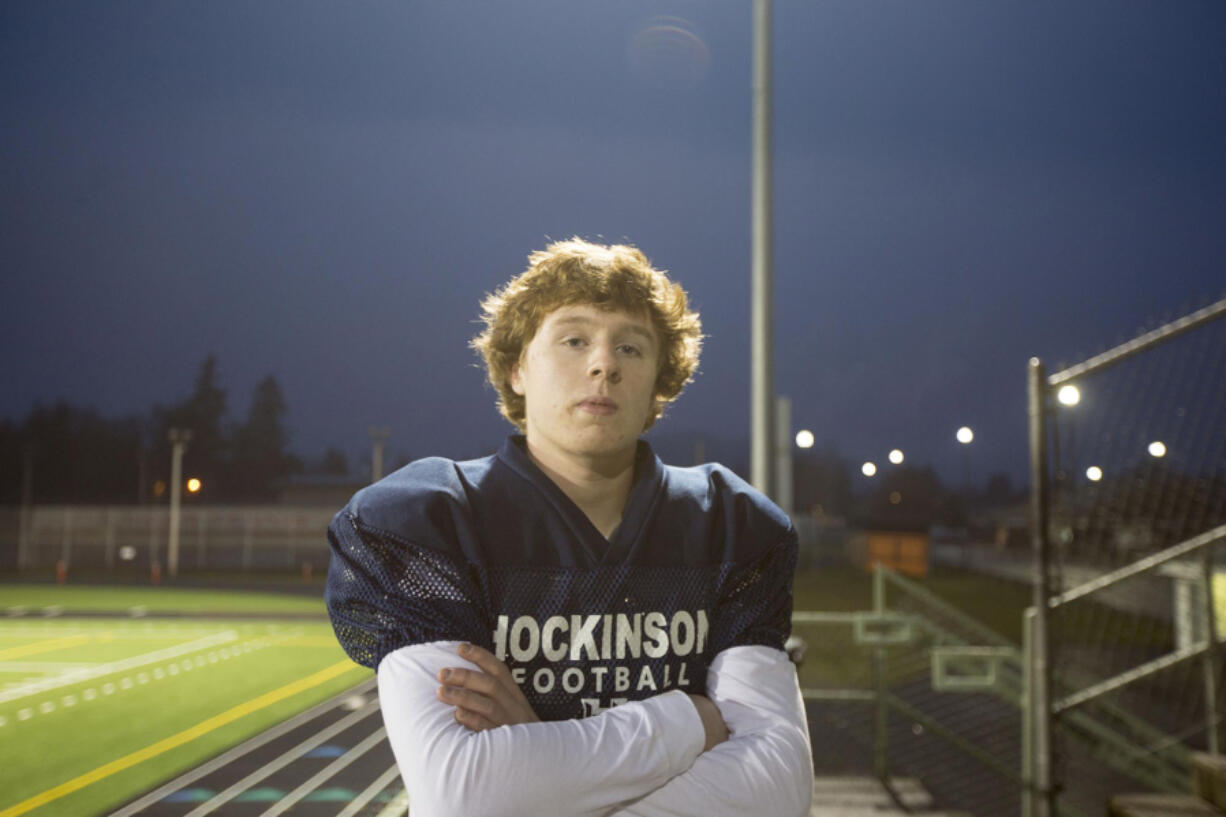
[377,641,812,817]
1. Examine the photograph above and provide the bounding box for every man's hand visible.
[687,694,729,752]
[438,643,540,731]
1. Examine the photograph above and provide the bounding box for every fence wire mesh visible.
[11,505,335,574]
[1045,302,1226,816]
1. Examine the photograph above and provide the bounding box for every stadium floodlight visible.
[888,449,904,465]
[1085,466,1103,482]
[861,462,877,477]
[1057,385,1081,406]
[795,429,814,449]
[956,426,974,445]
[1148,441,1167,458]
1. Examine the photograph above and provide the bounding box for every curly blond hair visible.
[471,237,703,431]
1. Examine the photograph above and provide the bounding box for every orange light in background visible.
[186,478,202,493]
[153,480,166,497]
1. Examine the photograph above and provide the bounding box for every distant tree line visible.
[0,354,350,505]
[790,443,1022,530]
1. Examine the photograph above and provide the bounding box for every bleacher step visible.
[1108,792,1223,817]
[1194,752,1226,813]
[809,776,970,817]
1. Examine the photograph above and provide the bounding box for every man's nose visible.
[588,344,621,383]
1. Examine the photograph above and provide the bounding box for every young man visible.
[326,238,813,816]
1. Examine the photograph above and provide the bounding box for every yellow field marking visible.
[0,659,365,817]
[0,636,91,661]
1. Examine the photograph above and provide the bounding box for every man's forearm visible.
[379,642,706,817]
[609,646,814,817]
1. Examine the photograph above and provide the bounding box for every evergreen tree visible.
[8,402,142,503]
[150,354,229,501]
[231,375,299,500]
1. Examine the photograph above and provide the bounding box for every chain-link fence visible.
[1029,297,1226,816]
[6,505,335,576]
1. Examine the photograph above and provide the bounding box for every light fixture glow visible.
[861,462,877,477]
[1057,385,1081,406]
[186,478,202,493]
[888,449,904,465]
[1085,466,1103,482]
[1148,441,1166,458]
[795,429,815,449]
[956,426,974,445]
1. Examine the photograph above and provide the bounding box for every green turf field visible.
[0,584,328,616]
[0,568,1090,815]
[0,585,370,817]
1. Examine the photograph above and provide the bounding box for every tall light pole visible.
[167,428,192,578]
[751,0,775,499]
[774,396,792,516]
[369,427,391,483]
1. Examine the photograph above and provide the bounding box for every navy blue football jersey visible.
[326,435,797,721]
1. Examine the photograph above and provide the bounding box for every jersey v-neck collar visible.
[495,434,665,567]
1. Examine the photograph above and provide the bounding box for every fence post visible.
[243,512,253,571]
[1028,358,1054,817]
[1201,548,1222,754]
[196,511,206,572]
[104,509,115,571]
[61,508,73,569]
[1022,607,1034,817]
[873,565,888,780]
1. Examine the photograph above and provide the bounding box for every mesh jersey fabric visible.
[326,435,797,722]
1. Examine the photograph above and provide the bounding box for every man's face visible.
[511,304,660,463]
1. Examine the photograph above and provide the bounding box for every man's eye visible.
[563,337,586,348]
[619,344,642,356]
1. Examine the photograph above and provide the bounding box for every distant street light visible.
[1148,441,1167,458]
[1057,385,1081,406]
[186,478,202,493]
[861,462,877,477]
[795,429,815,449]
[888,449,904,465]
[1086,466,1103,482]
[956,426,974,445]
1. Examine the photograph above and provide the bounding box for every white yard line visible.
[258,727,388,817]
[335,763,403,817]
[0,630,238,705]
[0,661,98,673]
[183,701,381,817]
[106,678,377,817]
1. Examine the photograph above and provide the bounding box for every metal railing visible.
[1026,296,1226,817]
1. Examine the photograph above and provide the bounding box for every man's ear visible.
[510,363,525,396]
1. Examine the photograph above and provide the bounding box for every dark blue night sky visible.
[3,1,1224,487]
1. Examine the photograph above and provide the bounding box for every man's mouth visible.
[578,397,618,415]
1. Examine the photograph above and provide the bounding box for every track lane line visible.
[106,677,376,817]
[0,659,361,817]
[183,700,381,816]
[258,727,388,816]
[335,763,402,817]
